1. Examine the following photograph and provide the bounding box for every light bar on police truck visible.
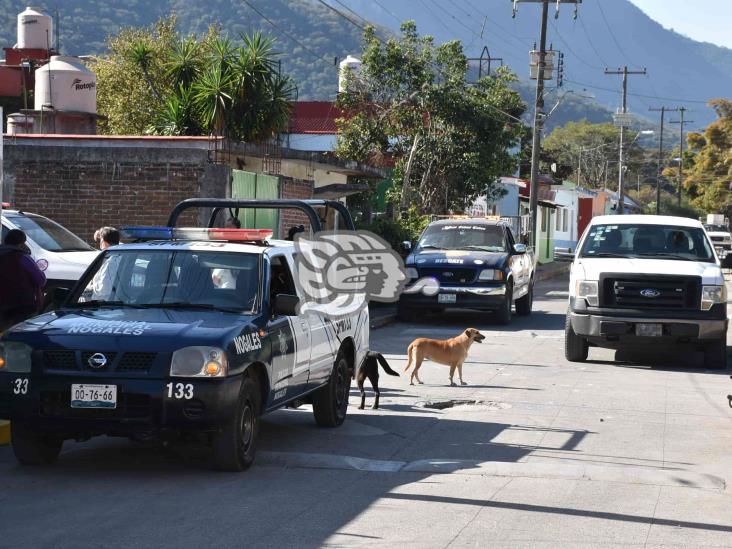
[121,226,174,240]
[173,228,273,242]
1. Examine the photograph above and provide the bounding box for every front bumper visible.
[569,297,727,347]
[400,283,507,311]
[0,373,244,438]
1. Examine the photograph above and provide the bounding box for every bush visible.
[357,209,430,252]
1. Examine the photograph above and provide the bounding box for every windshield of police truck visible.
[417,224,507,252]
[6,213,94,252]
[580,223,715,262]
[72,249,260,312]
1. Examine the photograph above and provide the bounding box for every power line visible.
[549,19,603,71]
[240,0,334,67]
[371,0,402,24]
[331,0,370,27]
[564,79,710,105]
[576,11,609,68]
[317,0,382,41]
[596,0,635,67]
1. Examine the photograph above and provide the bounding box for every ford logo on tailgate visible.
[640,289,661,298]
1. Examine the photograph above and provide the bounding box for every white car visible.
[1,208,99,303]
[566,215,728,369]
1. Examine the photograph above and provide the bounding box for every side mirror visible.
[272,294,299,316]
[513,243,527,255]
[52,287,72,307]
[401,240,412,252]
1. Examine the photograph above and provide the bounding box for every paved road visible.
[2,276,732,547]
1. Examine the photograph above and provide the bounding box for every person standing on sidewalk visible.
[0,229,47,331]
[91,227,121,300]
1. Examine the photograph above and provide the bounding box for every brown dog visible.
[404,328,486,386]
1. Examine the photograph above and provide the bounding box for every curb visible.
[371,314,397,329]
[535,262,570,283]
[0,420,9,446]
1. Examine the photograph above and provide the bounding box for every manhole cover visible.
[415,399,511,410]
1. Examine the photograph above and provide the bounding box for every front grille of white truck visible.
[600,275,701,310]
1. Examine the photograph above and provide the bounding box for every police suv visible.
[0,200,369,471]
[398,217,537,323]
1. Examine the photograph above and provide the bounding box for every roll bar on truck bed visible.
[166,199,356,233]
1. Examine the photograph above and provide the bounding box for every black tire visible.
[495,282,513,325]
[312,351,351,428]
[212,376,261,472]
[11,422,63,466]
[515,281,533,317]
[565,312,589,362]
[704,338,728,370]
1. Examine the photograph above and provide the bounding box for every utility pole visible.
[649,106,679,215]
[669,107,693,208]
[512,0,581,248]
[605,66,647,214]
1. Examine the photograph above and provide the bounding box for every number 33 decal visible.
[13,378,29,395]
[166,382,194,400]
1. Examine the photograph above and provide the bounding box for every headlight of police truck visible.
[478,269,505,281]
[576,280,599,307]
[701,285,727,311]
[170,346,228,377]
[0,342,33,373]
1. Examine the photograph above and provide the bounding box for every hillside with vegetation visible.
[1,0,729,129]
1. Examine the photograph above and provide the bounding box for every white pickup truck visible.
[566,215,728,369]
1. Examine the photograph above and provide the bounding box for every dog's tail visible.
[404,343,414,372]
[374,353,399,377]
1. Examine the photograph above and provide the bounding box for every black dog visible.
[357,351,399,410]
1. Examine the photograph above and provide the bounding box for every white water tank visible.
[35,56,97,113]
[17,7,53,50]
[6,113,34,134]
[338,54,362,93]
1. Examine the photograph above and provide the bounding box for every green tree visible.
[94,17,294,141]
[542,120,650,189]
[335,22,525,215]
[681,98,732,216]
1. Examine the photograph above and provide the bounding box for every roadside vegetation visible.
[94,16,293,141]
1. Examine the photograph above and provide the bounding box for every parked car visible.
[0,199,368,471]
[398,217,537,324]
[1,208,98,305]
[566,215,728,369]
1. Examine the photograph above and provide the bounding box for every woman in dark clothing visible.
[0,229,47,332]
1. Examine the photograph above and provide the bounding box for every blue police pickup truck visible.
[0,199,369,471]
[398,217,537,324]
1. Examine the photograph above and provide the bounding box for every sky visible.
[629,0,732,49]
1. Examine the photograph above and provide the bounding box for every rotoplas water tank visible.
[35,56,97,113]
[338,55,362,93]
[17,6,53,50]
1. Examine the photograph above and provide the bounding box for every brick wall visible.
[279,177,314,237]
[4,139,230,243]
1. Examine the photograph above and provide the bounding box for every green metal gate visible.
[231,170,279,235]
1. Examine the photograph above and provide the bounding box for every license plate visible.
[71,384,117,409]
[636,323,663,337]
[438,294,457,304]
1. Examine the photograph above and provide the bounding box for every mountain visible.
[0,0,728,129]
